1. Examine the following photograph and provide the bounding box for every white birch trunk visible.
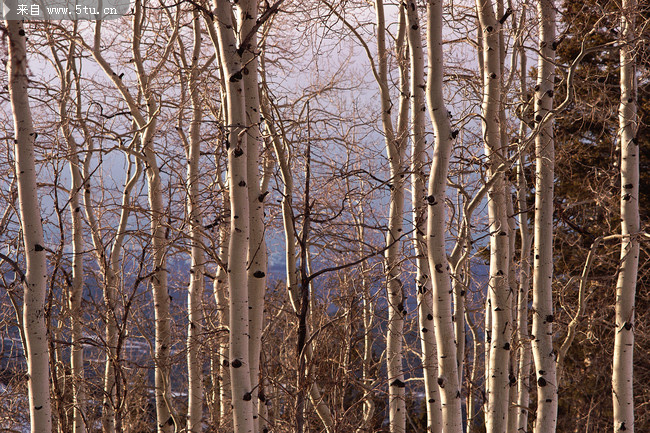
[476,1,512,431]
[237,2,267,429]
[374,3,409,430]
[613,1,639,431]
[6,18,53,433]
[215,220,232,426]
[406,2,443,431]
[185,11,205,431]
[212,2,255,430]
[531,2,558,432]
[514,29,532,433]
[89,9,179,429]
[68,130,86,433]
[425,2,464,432]
[51,36,86,433]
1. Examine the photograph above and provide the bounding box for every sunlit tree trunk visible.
[512,15,532,432]
[212,1,255,430]
[613,1,638,431]
[130,3,178,428]
[67,106,86,433]
[215,210,232,426]
[373,3,409,431]
[476,0,512,431]
[6,18,53,433]
[49,29,86,433]
[351,194,377,433]
[237,2,268,429]
[531,1,558,432]
[88,6,179,428]
[181,11,205,432]
[405,2,443,431]
[425,1,464,432]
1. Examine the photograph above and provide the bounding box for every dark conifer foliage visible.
[551,1,650,431]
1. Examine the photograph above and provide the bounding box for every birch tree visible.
[405,2,443,431]
[47,25,87,433]
[261,73,336,432]
[5,18,53,433]
[531,1,558,431]
[237,2,269,428]
[514,14,533,431]
[425,1,464,431]
[375,4,409,430]
[83,5,180,429]
[210,1,255,430]
[176,10,205,431]
[475,0,512,430]
[613,0,639,431]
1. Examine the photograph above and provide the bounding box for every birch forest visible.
[0,0,648,432]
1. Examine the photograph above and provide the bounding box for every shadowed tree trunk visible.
[531,1,558,432]
[613,0,639,431]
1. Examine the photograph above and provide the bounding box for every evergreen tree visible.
[551,0,650,430]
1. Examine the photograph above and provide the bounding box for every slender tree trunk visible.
[50,31,86,433]
[184,11,205,431]
[83,136,141,433]
[405,2,443,431]
[237,2,268,429]
[476,0,512,431]
[531,1,558,432]
[374,3,409,430]
[212,2,255,430]
[425,1,464,432]
[262,89,335,433]
[67,123,86,433]
[351,196,377,433]
[514,25,532,433]
[215,219,232,427]
[88,7,179,428]
[466,303,482,432]
[613,1,639,431]
[6,18,53,433]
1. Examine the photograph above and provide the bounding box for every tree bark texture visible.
[475,0,512,431]
[531,1,558,432]
[406,2,443,432]
[212,1,255,430]
[6,18,53,433]
[184,11,205,432]
[374,2,409,431]
[237,2,268,429]
[425,1,464,432]
[613,0,639,431]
